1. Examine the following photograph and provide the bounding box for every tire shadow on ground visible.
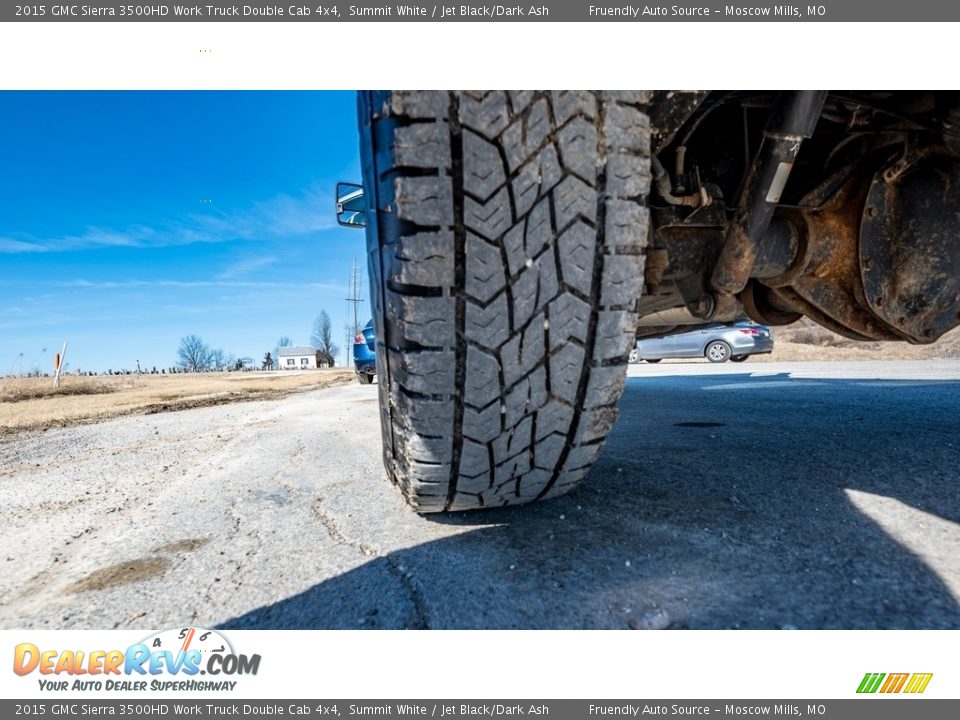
[220,371,960,629]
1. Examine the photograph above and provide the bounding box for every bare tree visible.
[311,311,340,367]
[177,335,210,372]
[275,336,292,363]
[208,348,227,371]
[214,349,235,371]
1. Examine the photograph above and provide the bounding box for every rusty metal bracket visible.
[711,91,828,296]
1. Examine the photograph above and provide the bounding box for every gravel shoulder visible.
[1,360,958,629]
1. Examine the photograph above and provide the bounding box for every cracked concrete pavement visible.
[1,360,959,629]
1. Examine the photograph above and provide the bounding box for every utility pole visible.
[346,257,364,332]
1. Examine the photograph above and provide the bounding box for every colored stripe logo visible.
[857,672,933,694]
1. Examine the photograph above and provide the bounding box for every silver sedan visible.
[629,321,774,364]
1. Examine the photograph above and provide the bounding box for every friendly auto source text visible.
[588,5,823,17]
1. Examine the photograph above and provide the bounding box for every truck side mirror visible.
[336,182,366,228]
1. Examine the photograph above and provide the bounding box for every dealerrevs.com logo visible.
[13,627,260,692]
[857,673,933,694]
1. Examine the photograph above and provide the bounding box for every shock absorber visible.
[711,91,827,296]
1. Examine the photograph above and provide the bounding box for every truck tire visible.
[358,91,649,511]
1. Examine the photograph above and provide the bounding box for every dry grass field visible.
[0,369,353,435]
[762,320,960,363]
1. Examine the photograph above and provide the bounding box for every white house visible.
[277,345,320,370]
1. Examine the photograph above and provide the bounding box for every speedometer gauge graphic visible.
[141,627,234,657]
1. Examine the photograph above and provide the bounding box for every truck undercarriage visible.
[641,91,960,345]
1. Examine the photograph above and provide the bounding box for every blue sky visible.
[0,91,368,374]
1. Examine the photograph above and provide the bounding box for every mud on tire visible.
[358,91,650,512]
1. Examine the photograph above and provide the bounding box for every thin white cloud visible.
[0,237,48,253]
[218,256,278,280]
[0,187,338,254]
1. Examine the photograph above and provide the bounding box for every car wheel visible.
[628,348,640,364]
[730,354,748,363]
[645,358,662,364]
[357,372,374,384]
[358,91,649,512]
[705,341,731,363]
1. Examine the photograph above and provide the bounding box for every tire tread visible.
[360,91,649,511]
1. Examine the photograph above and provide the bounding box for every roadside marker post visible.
[52,340,67,389]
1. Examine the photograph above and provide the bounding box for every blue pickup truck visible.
[353,319,376,384]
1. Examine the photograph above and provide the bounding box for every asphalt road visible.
[2,360,959,629]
